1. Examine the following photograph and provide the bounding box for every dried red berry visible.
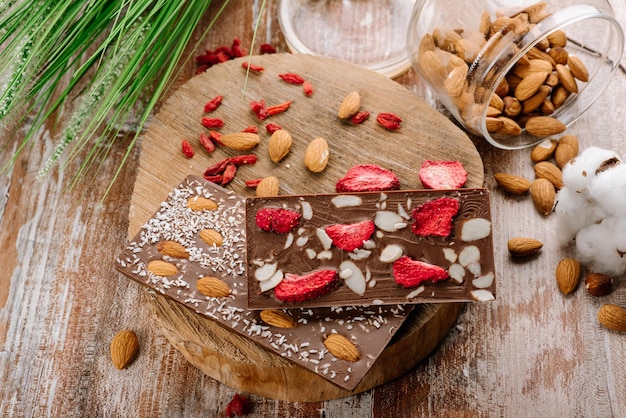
[245,178,263,188]
[250,99,268,120]
[209,131,223,145]
[335,164,400,192]
[203,95,223,113]
[255,207,301,234]
[228,154,257,166]
[278,72,305,85]
[241,61,265,72]
[203,174,223,183]
[411,197,460,237]
[241,125,258,134]
[225,393,250,417]
[199,133,215,154]
[274,269,338,303]
[260,43,277,54]
[393,256,449,288]
[181,139,194,158]
[221,163,237,185]
[351,111,370,124]
[303,81,314,97]
[266,100,292,116]
[376,112,402,130]
[419,160,468,189]
[325,220,375,252]
[201,117,224,129]
[265,123,282,134]
[204,159,230,176]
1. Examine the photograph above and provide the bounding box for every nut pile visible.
[415,1,589,139]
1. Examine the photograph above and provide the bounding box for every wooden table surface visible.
[1,1,625,417]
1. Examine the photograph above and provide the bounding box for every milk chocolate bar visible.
[115,176,411,391]
[246,189,496,309]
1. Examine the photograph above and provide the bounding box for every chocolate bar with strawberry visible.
[246,188,495,309]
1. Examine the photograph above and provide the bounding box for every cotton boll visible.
[561,146,621,193]
[588,160,626,217]
[555,186,604,244]
[575,216,626,276]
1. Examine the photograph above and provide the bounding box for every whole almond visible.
[187,196,218,211]
[551,85,570,109]
[522,85,551,114]
[199,228,223,247]
[494,116,522,136]
[547,30,567,48]
[338,91,361,119]
[444,64,468,97]
[507,237,543,257]
[304,137,330,173]
[555,137,578,168]
[531,139,557,162]
[157,241,189,259]
[502,96,522,118]
[555,258,581,295]
[218,132,261,151]
[525,46,556,67]
[597,304,626,332]
[256,176,279,197]
[547,46,568,65]
[514,71,548,101]
[567,54,589,82]
[531,178,556,215]
[110,330,139,370]
[323,333,360,362]
[494,173,531,195]
[485,117,504,133]
[268,129,292,163]
[147,260,178,276]
[556,64,578,93]
[534,161,563,189]
[558,134,579,153]
[260,309,297,328]
[525,116,566,137]
[585,273,613,297]
[196,276,231,298]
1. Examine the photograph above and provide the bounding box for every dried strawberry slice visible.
[255,207,301,234]
[411,197,460,237]
[335,164,400,192]
[419,160,468,189]
[274,269,338,303]
[325,220,375,252]
[392,256,449,288]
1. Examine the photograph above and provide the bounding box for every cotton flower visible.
[556,146,626,275]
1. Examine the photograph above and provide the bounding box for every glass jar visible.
[278,0,416,78]
[407,0,624,149]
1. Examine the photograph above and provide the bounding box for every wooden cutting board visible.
[127,54,484,401]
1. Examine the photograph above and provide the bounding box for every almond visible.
[547,29,567,48]
[597,304,626,332]
[556,64,578,93]
[494,116,522,136]
[507,237,543,257]
[531,139,557,162]
[567,54,589,82]
[555,136,579,168]
[110,330,139,370]
[531,178,556,215]
[525,46,556,67]
[485,117,504,133]
[199,228,223,247]
[514,71,548,101]
[522,85,550,114]
[548,46,568,65]
[323,333,360,362]
[268,129,292,162]
[259,309,297,328]
[585,273,612,297]
[186,196,218,211]
[551,85,570,109]
[196,276,231,298]
[555,258,581,295]
[525,116,566,137]
[502,96,521,118]
[534,161,563,189]
[147,260,178,276]
[522,2,550,24]
[417,50,447,86]
[218,132,261,151]
[494,173,531,195]
[304,137,330,173]
[558,134,579,153]
[338,91,361,119]
[157,241,189,259]
[444,64,468,97]
[255,176,279,197]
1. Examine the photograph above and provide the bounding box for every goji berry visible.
[303,81,314,97]
[204,159,230,176]
[266,100,292,116]
[241,125,258,134]
[265,123,282,134]
[201,117,224,129]
[203,174,223,183]
[260,43,277,54]
[241,61,265,72]
[376,112,402,130]
[209,131,223,145]
[221,163,237,185]
[203,95,223,113]
[250,100,268,120]
[352,111,370,125]
[245,178,262,188]
[199,132,215,153]
[278,73,305,85]
[228,154,257,166]
[181,139,194,158]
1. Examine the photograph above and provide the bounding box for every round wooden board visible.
[127,54,484,402]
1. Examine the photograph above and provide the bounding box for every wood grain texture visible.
[0,0,625,417]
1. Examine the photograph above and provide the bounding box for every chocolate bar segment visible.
[115,175,412,391]
[246,189,495,309]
